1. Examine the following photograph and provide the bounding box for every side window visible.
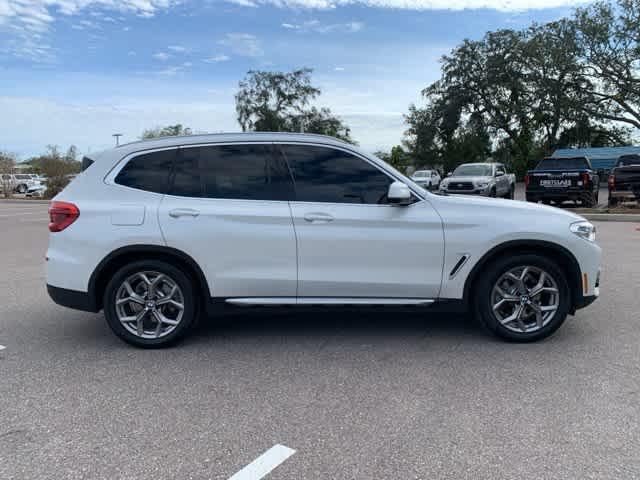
[115,149,175,194]
[170,144,294,201]
[279,144,394,204]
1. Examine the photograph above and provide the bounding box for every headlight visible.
[570,221,596,242]
[475,181,489,188]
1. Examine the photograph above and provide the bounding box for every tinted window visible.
[280,144,393,204]
[115,149,174,193]
[453,164,493,176]
[81,156,94,172]
[617,155,640,167]
[535,158,590,170]
[170,144,293,201]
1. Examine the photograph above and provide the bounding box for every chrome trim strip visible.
[225,297,435,306]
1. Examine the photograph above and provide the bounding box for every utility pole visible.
[112,133,123,146]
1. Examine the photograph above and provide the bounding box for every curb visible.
[582,213,640,222]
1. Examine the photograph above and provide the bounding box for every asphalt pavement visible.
[1,202,639,479]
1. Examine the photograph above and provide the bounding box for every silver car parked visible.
[439,163,515,199]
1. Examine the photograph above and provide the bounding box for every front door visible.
[158,143,297,299]
[278,143,444,299]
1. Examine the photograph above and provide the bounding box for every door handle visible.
[169,208,200,218]
[303,212,334,223]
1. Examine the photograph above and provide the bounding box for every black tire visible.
[103,259,198,348]
[506,185,515,199]
[583,192,596,208]
[489,187,497,198]
[525,194,537,203]
[473,254,571,342]
[608,197,619,208]
[16,184,27,194]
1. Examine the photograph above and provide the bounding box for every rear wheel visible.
[490,187,497,197]
[583,192,596,208]
[104,260,198,348]
[525,194,537,203]
[474,254,571,342]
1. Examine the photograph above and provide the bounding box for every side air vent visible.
[449,254,470,279]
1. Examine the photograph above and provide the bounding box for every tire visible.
[489,187,497,198]
[473,254,571,342]
[608,197,619,208]
[525,194,536,203]
[583,192,596,208]
[505,186,515,199]
[16,184,27,194]
[103,259,198,348]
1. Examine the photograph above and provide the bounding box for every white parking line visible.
[0,211,49,218]
[227,444,296,480]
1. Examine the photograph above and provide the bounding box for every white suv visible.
[46,133,601,347]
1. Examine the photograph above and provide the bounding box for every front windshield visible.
[452,165,493,176]
[617,155,640,166]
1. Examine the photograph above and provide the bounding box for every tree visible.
[27,145,82,198]
[235,68,354,142]
[142,124,192,139]
[375,145,412,172]
[574,0,640,129]
[0,151,16,198]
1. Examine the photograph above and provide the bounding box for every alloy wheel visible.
[490,265,560,333]
[114,271,185,339]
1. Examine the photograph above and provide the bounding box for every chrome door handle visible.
[169,208,200,218]
[303,212,334,223]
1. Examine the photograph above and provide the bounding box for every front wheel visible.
[16,184,27,194]
[103,260,198,348]
[474,254,571,342]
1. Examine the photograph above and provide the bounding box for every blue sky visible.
[0,0,586,159]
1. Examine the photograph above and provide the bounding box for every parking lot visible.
[1,201,639,479]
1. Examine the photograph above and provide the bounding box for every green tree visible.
[235,68,354,142]
[574,0,640,129]
[0,151,17,198]
[142,124,193,139]
[375,145,412,172]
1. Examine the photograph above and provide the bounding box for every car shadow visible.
[188,308,486,345]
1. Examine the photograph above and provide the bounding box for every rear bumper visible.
[526,189,593,199]
[609,189,640,199]
[47,284,99,312]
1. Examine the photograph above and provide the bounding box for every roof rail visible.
[116,131,351,148]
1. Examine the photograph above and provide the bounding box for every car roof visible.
[114,132,351,155]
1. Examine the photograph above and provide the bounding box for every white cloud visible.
[0,1,178,32]
[168,45,187,52]
[231,0,587,11]
[281,20,363,33]
[157,61,192,75]
[204,54,231,63]
[218,33,263,57]
[153,51,170,60]
[334,66,345,71]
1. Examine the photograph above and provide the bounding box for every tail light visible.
[524,174,530,187]
[608,174,615,189]
[48,201,79,232]
[581,172,590,185]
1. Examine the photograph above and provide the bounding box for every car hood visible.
[443,175,492,184]
[432,192,584,223]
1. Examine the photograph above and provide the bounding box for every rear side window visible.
[170,144,294,201]
[279,144,393,204]
[81,156,94,172]
[115,149,175,194]
[617,155,640,167]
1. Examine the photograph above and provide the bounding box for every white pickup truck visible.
[439,162,516,199]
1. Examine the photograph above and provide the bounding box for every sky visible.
[0,0,588,159]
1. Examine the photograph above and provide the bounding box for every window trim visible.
[105,140,426,205]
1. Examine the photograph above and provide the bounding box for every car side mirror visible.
[496,171,504,177]
[388,181,412,206]
[447,172,452,177]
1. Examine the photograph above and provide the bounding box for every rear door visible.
[158,143,297,299]
[279,143,444,299]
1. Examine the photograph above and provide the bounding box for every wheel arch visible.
[462,240,582,314]
[88,245,211,313]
